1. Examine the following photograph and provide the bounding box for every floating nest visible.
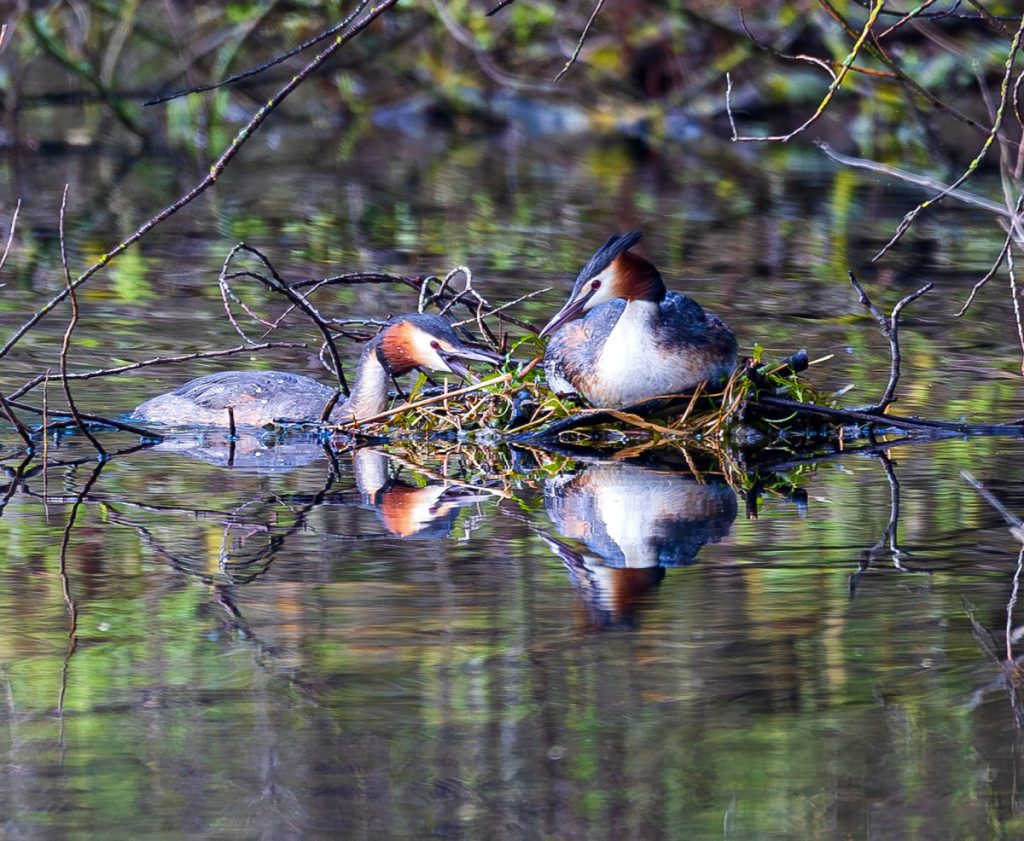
[320,342,836,457]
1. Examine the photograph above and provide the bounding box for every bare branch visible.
[962,470,1024,543]
[145,0,371,105]
[58,185,106,458]
[0,389,33,449]
[873,10,1024,261]
[849,272,933,412]
[818,142,1014,218]
[1009,247,1024,375]
[486,0,516,16]
[728,0,885,143]
[555,0,607,83]
[0,200,20,277]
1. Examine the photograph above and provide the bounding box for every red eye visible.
[430,340,441,350]
[592,280,602,290]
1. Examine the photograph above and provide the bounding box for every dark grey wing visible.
[171,371,331,411]
[658,292,738,360]
[544,299,625,392]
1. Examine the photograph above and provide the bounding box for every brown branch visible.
[873,10,1024,261]
[145,0,371,105]
[822,0,991,138]
[738,10,892,79]
[877,0,941,40]
[219,245,349,394]
[58,185,106,458]
[756,394,1014,434]
[0,200,20,277]
[6,398,157,438]
[848,272,933,412]
[965,0,1013,37]
[727,0,885,143]
[486,0,516,16]
[0,388,32,449]
[554,0,607,83]
[958,189,1024,316]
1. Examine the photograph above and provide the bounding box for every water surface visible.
[2,124,1024,839]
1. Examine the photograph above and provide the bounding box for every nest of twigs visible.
[326,340,833,456]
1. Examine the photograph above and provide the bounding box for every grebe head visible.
[376,313,504,379]
[538,230,666,338]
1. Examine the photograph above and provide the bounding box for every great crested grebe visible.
[538,230,738,407]
[132,313,503,427]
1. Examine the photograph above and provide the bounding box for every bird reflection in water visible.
[542,460,737,629]
[149,429,331,471]
[352,448,495,539]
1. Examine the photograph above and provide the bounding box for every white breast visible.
[590,302,673,405]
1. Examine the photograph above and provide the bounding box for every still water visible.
[2,122,1024,838]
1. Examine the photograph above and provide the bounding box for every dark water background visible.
[3,121,1024,839]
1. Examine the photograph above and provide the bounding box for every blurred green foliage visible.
[1,0,1021,164]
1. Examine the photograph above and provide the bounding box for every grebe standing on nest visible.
[132,313,503,427]
[539,231,737,407]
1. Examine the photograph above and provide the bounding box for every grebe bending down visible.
[538,231,737,407]
[132,313,503,427]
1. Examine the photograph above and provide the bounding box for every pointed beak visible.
[439,344,505,381]
[538,287,596,339]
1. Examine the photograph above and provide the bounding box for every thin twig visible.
[6,398,157,438]
[333,371,514,430]
[727,0,885,143]
[57,185,106,458]
[1009,247,1024,375]
[872,10,1024,261]
[486,0,516,16]
[877,0,941,39]
[1009,546,1024,661]
[145,0,371,105]
[821,0,991,138]
[957,222,1018,316]
[738,9,892,79]
[818,142,1014,219]
[219,245,349,394]
[555,0,607,83]
[849,272,933,412]
[0,200,20,276]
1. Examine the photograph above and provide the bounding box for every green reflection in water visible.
[0,129,1023,838]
